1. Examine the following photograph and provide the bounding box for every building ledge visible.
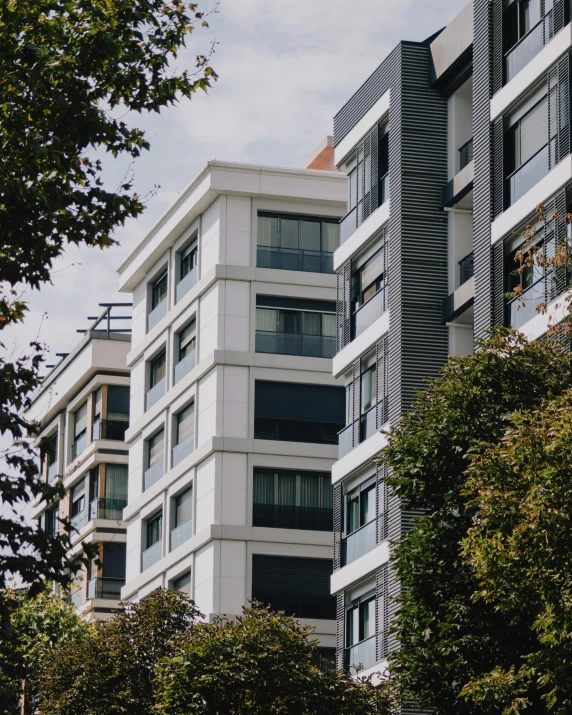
[442,161,474,208]
[331,540,390,595]
[333,311,390,378]
[442,276,474,323]
[334,202,389,272]
[332,429,388,485]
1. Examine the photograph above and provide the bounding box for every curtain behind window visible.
[105,464,128,503]
[258,217,278,247]
[74,403,87,437]
[322,222,339,254]
[253,470,275,504]
[256,308,278,332]
[302,312,321,336]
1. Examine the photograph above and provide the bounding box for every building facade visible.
[117,159,347,663]
[28,306,131,620]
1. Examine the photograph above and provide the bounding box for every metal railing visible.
[87,577,124,600]
[147,299,167,332]
[459,252,474,285]
[170,519,193,551]
[76,302,133,340]
[342,519,377,566]
[506,144,549,207]
[145,378,166,411]
[92,417,128,442]
[253,503,333,532]
[459,138,474,171]
[175,267,198,303]
[346,635,377,673]
[71,432,87,460]
[505,12,552,83]
[174,349,196,385]
[255,332,336,359]
[89,498,127,521]
[353,287,387,339]
[142,540,162,571]
[172,433,195,468]
[256,246,334,274]
[144,460,164,491]
[47,461,58,483]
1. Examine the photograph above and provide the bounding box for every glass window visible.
[346,596,375,647]
[148,430,164,468]
[46,433,58,467]
[147,513,162,548]
[107,385,130,423]
[150,351,166,388]
[361,365,375,414]
[71,479,85,517]
[174,487,192,528]
[176,404,194,445]
[105,464,128,503]
[45,505,58,537]
[74,403,87,440]
[280,219,299,249]
[180,241,198,281]
[151,271,168,310]
[178,320,196,362]
[346,480,375,535]
[174,570,192,594]
[301,220,321,252]
[93,388,102,421]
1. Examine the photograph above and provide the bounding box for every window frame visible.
[151,270,168,311]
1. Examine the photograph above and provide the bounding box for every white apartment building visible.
[117,155,347,661]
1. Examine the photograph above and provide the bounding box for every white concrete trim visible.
[332,430,388,485]
[491,23,572,122]
[333,311,390,378]
[517,288,571,341]
[334,90,390,167]
[491,155,572,245]
[334,202,390,272]
[331,540,390,595]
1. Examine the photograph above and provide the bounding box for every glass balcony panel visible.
[92,417,101,441]
[144,459,164,491]
[71,432,87,460]
[145,378,166,411]
[70,588,83,609]
[340,207,357,245]
[342,519,377,566]
[459,139,474,171]
[346,635,377,672]
[147,299,167,332]
[142,540,162,571]
[354,288,387,339]
[170,519,193,551]
[338,423,354,459]
[508,277,546,329]
[47,461,58,483]
[380,173,389,204]
[507,145,549,207]
[71,509,87,532]
[252,504,333,531]
[92,418,128,442]
[459,252,474,285]
[87,577,124,600]
[175,267,198,303]
[174,350,196,384]
[255,332,336,359]
[172,433,195,468]
[505,18,545,83]
[360,405,378,442]
[89,498,127,521]
[256,246,334,274]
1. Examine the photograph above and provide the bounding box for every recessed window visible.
[146,351,167,411]
[148,270,168,331]
[346,593,377,672]
[142,512,163,571]
[45,432,58,482]
[174,320,196,384]
[176,240,198,302]
[170,487,193,550]
[144,429,165,491]
[172,404,195,467]
[44,504,58,537]
[173,570,192,594]
[342,477,380,566]
[71,403,88,460]
[71,478,86,531]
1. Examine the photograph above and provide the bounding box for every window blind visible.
[175,487,192,527]
[149,430,164,466]
[74,403,87,437]
[255,382,345,425]
[177,405,194,443]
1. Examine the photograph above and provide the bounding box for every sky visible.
[6,0,469,368]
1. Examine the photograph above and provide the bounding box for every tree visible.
[35,589,201,715]
[459,390,572,713]
[0,0,217,594]
[0,587,91,714]
[384,329,572,714]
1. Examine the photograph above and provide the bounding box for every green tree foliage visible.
[154,603,397,715]
[35,589,201,715]
[384,329,572,713]
[460,390,572,712]
[0,0,216,593]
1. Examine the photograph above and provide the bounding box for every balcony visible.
[340,175,389,246]
[92,417,128,442]
[459,138,474,171]
[342,519,377,566]
[459,252,474,284]
[89,497,127,521]
[175,266,197,304]
[71,432,87,460]
[505,13,551,84]
[144,460,164,491]
[87,577,124,600]
[506,144,549,207]
[145,378,166,411]
[255,331,336,359]
[338,423,354,459]
[338,401,388,459]
[507,276,547,329]
[346,635,377,673]
[147,299,167,332]
[256,246,334,274]
[70,588,83,609]
[353,287,387,339]
[253,503,333,532]
[172,433,194,468]
[47,461,58,483]
[70,509,87,532]
[170,519,193,551]
[142,540,162,571]
[174,349,196,385]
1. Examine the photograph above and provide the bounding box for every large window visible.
[148,270,168,331]
[88,543,127,600]
[342,478,377,566]
[43,504,58,537]
[254,381,345,445]
[176,239,198,303]
[71,402,87,460]
[144,429,164,490]
[503,0,558,83]
[253,469,333,531]
[256,213,339,275]
[46,432,58,482]
[170,487,193,550]
[100,464,128,520]
[351,244,387,339]
[172,404,195,467]
[93,385,130,441]
[255,296,336,359]
[173,570,192,595]
[71,478,86,530]
[142,512,163,571]
[174,320,196,384]
[346,592,377,672]
[251,555,335,620]
[146,350,167,410]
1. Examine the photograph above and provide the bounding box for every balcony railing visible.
[346,635,377,673]
[172,433,194,468]
[142,540,162,571]
[507,276,547,329]
[92,417,128,442]
[70,588,83,609]
[342,518,377,566]
[47,461,58,483]
[174,350,196,385]
[253,503,333,531]
[71,432,87,460]
[145,378,166,411]
[170,519,193,551]
[506,144,549,207]
[255,331,336,359]
[340,207,358,246]
[459,252,474,285]
[89,497,127,521]
[87,577,124,600]
[459,138,474,171]
[505,12,552,83]
[175,266,197,303]
[353,287,387,339]
[71,509,87,532]
[340,176,389,246]
[338,423,354,459]
[147,299,167,332]
[144,459,164,491]
[256,246,334,274]
[339,400,388,459]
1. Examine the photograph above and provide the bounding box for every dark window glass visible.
[150,351,166,388]
[346,480,376,535]
[71,479,85,517]
[148,429,164,468]
[45,505,58,537]
[178,320,196,362]
[180,242,198,281]
[74,403,87,440]
[147,513,162,547]
[176,405,194,445]
[174,570,191,594]
[102,543,126,580]
[346,596,375,647]
[151,272,168,310]
[174,488,192,528]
